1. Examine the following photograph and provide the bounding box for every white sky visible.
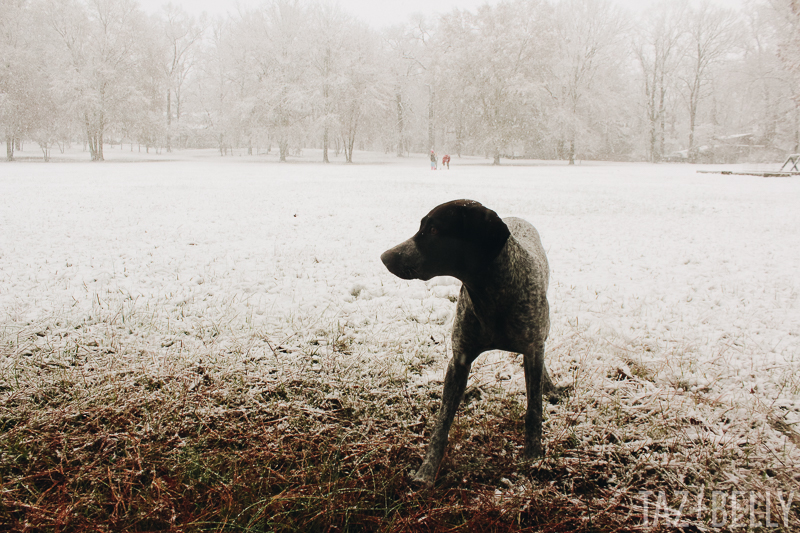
[136,0,745,30]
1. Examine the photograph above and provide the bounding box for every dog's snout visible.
[380,247,407,278]
[381,240,423,280]
[380,249,396,269]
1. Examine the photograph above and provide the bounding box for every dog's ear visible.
[459,201,510,261]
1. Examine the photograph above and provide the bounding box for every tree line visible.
[2,0,800,164]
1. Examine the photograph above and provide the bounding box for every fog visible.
[2,0,798,164]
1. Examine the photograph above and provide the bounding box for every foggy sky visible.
[136,0,745,30]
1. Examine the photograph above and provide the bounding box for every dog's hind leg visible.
[541,362,573,401]
[412,354,473,486]
[523,340,546,459]
[541,363,555,395]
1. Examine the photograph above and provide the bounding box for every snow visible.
[1,150,799,432]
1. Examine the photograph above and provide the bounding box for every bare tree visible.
[679,0,740,162]
[390,15,439,154]
[545,0,627,164]
[771,0,800,150]
[1,0,57,160]
[248,0,313,162]
[384,22,428,157]
[160,4,205,152]
[436,1,552,165]
[633,1,686,162]
[308,3,352,163]
[1,0,29,160]
[0,0,792,165]
[775,0,800,72]
[732,2,792,150]
[196,15,253,156]
[334,22,389,163]
[45,0,146,161]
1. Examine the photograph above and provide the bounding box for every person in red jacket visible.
[442,154,450,169]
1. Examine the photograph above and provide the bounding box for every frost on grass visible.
[0,158,798,530]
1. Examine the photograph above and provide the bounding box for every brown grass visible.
[1,316,798,532]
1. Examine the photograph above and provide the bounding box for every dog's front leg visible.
[523,340,545,458]
[412,356,471,486]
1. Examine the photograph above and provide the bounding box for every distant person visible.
[430,149,437,170]
[442,154,450,169]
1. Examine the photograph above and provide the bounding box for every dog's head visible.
[380,199,510,282]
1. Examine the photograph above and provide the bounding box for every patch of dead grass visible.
[1,314,798,532]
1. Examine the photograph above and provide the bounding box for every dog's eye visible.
[429,226,438,236]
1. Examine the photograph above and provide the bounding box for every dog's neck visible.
[460,236,527,313]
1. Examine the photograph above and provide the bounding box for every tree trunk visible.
[793,99,800,153]
[648,123,657,163]
[396,89,404,157]
[688,97,697,163]
[492,153,500,165]
[40,142,50,162]
[279,138,288,162]
[345,134,355,163]
[96,86,106,161]
[646,73,657,163]
[568,138,575,165]
[647,104,657,163]
[456,120,463,158]
[657,81,666,162]
[568,98,577,165]
[762,82,773,146]
[85,113,96,161]
[323,48,331,163]
[166,88,172,153]
[6,137,13,161]
[427,83,435,153]
[98,126,104,161]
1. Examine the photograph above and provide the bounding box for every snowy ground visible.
[1,149,799,448]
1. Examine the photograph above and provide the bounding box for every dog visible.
[380,199,556,486]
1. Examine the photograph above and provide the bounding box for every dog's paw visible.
[410,473,434,488]
[410,464,436,488]
[523,443,544,460]
[546,384,573,404]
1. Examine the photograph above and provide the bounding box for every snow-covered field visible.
[2,150,799,447]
